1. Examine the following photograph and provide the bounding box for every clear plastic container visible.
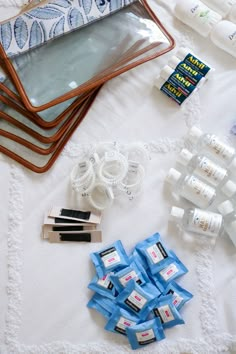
[210,20,236,59]
[175,0,222,37]
[188,126,236,165]
[218,200,236,247]
[178,148,229,187]
[166,168,216,208]
[170,206,224,238]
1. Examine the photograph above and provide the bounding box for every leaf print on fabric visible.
[67,8,84,29]
[28,6,63,19]
[49,0,71,8]
[81,0,92,15]
[39,21,47,42]
[29,21,43,48]
[95,0,108,13]
[14,17,28,50]
[49,16,65,38]
[109,0,122,11]
[0,22,12,51]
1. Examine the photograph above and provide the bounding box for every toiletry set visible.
[166,126,236,246]
[175,0,236,59]
[155,48,214,105]
[87,234,193,350]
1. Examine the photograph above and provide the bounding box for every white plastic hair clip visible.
[97,151,129,186]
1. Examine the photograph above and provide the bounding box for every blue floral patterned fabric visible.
[0,0,137,58]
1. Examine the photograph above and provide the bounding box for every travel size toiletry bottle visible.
[166,168,216,208]
[201,0,236,17]
[170,206,223,238]
[229,5,236,23]
[178,148,229,187]
[175,0,222,37]
[218,200,236,247]
[168,56,206,86]
[176,48,214,79]
[154,77,193,106]
[160,66,197,96]
[210,20,236,58]
[188,126,236,165]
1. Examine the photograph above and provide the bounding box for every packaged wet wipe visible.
[142,282,162,298]
[87,293,114,315]
[116,280,156,320]
[163,282,193,311]
[105,307,140,336]
[126,317,165,350]
[130,249,148,271]
[148,251,188,292]
[90,240,129,278]
[87,297,111,319]
[152,295,184,329]
[135,233,174,275]
[110,262,149,293]
[88,273,117,300]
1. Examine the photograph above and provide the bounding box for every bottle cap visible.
[154,76,166,90]
[178,149,194,166]
[227,220,236,248]
[170,206,184,223]
[221,180,236,198]
[188,126,203,144]
[217,200,234,216]
[228,157,236,174]
[168,56,181,69]
[160,65,174,81]
[165,168,182,185]
[176,47,191,60]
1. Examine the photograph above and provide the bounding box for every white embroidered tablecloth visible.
[0,1,236,353]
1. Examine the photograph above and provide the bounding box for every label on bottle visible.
[183,53,210,76]
[194,157,227,186]
[206,135,235,162]
[115,316,137,335]
[176,61,203,85]
[187,3,213,29]
[188,209,222,237]
[160,82,187,105]
[125,290,147,312]
[136,329,156,345]
[182,175,215,208]
[167,72,195,96]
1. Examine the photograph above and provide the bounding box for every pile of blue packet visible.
[87,233,193,350]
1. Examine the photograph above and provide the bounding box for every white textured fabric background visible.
[0,1,236,353]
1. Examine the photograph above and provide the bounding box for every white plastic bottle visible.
[178,148,229,187]
[170,206,223,238]
[229,5,236,23]
[176,48,214,79]
[217,200,236,246]
[210,20,236,58]
[165,168,216,208]
[188,126,236,166]
[201,0,236,17]
[174,0,222,37]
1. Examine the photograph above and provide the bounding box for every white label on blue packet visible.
[97,275,111,288]
[116,316,136,331]
[158,305,175,323]
[136,329,156,344]
[146,243,167,264]
[172,291,183,308]
[119,270,139,287]
[100,247,121,268]
[126,290,147,312]
[160,263,178,281]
